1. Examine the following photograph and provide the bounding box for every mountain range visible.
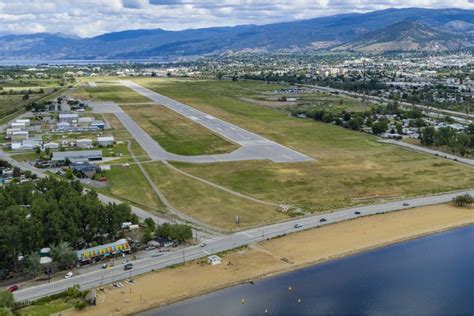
[1,8,474,60]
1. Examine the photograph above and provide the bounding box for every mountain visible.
[334,20,474,52]
[1,8,473,60]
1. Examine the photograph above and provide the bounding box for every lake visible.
[142,225,474,315]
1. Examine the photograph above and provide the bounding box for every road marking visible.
[240,232,253,238]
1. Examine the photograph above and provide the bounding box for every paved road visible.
[13,187,474,302]
[117,81,312,163]
[380,139,474,166]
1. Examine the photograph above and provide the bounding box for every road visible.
[380,139,474,166]
[13,187,474,302]
[117,81,312,163]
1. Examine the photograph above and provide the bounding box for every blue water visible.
[143,225,474,315]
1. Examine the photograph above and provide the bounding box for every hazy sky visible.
[0,0,473,37]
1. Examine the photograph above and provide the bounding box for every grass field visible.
[144,162,285,229]
[17,299,71,316]
[96,164,166,213]
[130,78,474,215]
[121,103,238,155]
[296,92,371,113]
[72,83,150,104]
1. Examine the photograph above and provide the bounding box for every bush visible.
[74,301,88,310]
[453,194,474,207]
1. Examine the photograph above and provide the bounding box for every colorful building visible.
[76,239,131,262]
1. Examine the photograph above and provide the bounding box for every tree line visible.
[420,124,474,157]
[0,177,138,277]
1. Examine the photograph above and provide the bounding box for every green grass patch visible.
[121,103,238,155]
[16,300,71,316]
[144,162,285,230]
[96,164,165,213]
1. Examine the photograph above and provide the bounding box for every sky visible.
[0,0,473,37]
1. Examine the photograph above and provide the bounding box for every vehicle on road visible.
[294,223,303,228]
[200,242,206,247]
[355,211,361,215]
[64,271,73,279]
[102,263,108,269]
[403,203,410,206]
[7,285,18,292]
[122,259,128,264]
[124,263,133,271]
[319,218,327,222]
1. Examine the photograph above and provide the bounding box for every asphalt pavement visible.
[116,80,312,163]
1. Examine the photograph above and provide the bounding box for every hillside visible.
[0,8,473,59]
[334,20,474,52]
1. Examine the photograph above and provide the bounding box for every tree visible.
[372,121,388,135]
[0,291,13,309]
[144,218,156,232]
[420,127,436,146]
[12,167,21,178]
[396,122,403,135]
[156,223,192,243]
[25,252,42,277]
[51,242,77,269]
[453,194,473,207]
[22,94,29,101]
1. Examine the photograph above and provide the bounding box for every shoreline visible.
[65,204,474,316]
[141,221,474,315]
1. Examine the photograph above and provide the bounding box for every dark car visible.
[319,218,327,223]
[354,211,361,215]
[124,263,133,271]
[7,285,18,292]
[403,203,410,207]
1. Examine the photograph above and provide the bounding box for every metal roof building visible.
[52,150,103,162]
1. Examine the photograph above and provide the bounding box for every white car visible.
[200,242,206,247]
[64,271,73,279]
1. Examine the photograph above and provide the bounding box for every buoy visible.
[288,286,292,291]
[265,308,268,314]
[297,298,302,303]
[241,299,246,304]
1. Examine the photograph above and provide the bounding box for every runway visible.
[89,81,312,164]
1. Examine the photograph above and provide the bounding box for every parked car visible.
[319,218,327,223]
[64,271,73,279]
[145,246,156,251]
[101,263,108,269]
[7,285,18,292]
[124,263,133,271]
[294,223,303,228]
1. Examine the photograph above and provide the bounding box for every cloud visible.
[0,0,472,37]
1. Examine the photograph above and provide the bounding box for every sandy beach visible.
[64,204,474,316]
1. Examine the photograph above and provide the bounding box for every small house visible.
[71,162,98,178]
[91,120,105,130]
[97,136,115,147]
[76,139,93,149]
[207,255,222,266]
[16,119,30,126]
[43,142,59,150]
[11,131,28,141]
[59,113,78,123]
